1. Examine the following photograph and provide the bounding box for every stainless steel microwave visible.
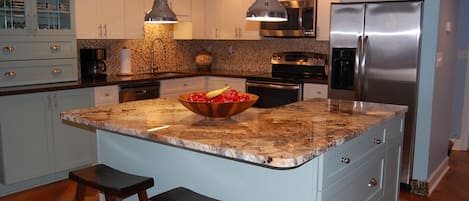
[260,0,317,38]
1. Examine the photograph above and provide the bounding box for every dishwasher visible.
[119,82,160,103]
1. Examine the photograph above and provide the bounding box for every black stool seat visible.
[150,187,219,201]
[69,164,154,201]
[70,164,219,201]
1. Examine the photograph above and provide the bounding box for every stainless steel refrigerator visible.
[328,1,422,188]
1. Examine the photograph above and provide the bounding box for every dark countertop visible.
[0,70,327,96]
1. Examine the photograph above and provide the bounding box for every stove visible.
[246,52,328,108]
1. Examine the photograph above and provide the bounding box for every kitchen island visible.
[61,98,407,201]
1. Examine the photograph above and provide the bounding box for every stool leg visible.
[105,194,123,201]
[137,190,149,201]
[75,183,86,201]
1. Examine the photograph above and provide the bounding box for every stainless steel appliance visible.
[80,48,107,80]
[260,0,317,38]
[328,1,422,188]
[246,52,327,108]
[119,82,160,103]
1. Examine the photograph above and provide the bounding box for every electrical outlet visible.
[457,49,468,60]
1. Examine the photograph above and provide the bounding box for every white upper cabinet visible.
[172,0,205,40]
[316,0,340,41]
[175,0,260,40]
[76,0,144,39]
[168,0,192,21]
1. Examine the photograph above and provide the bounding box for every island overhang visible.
[60,98,407,169]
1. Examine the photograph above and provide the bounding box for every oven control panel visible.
[271,52,327,66]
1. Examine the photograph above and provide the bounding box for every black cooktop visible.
[247,51,329,84]
[246,73,328,84]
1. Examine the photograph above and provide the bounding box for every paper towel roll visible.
[119,48,133,75]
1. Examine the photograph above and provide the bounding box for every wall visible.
[450,0,469,143]
[78,24,329,76]
[428,0,458,177]
[414,0,461,187]
[413,0,440,181]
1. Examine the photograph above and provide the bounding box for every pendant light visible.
[246,0,287,22]
[144,0,178,24]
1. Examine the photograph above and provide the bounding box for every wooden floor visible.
[1,151,468,201]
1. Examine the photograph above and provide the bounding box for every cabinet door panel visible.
[124,0,144,39]
[0,93,53,184]
[52,89,96,172]
[74,0,100,39]
[99,0,125,39]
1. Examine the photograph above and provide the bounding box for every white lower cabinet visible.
[317,115,404,201]
[0,88,96,185]
[160,76,206,98]
[303,83,328,99]
[94,85,119,106]
[207,77,246,92]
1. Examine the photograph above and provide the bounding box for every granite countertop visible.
[61,98,407,169]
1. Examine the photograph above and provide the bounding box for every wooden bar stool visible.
[69,164,154,201]
[69,164,218,201]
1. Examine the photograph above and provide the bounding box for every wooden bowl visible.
[177,93,258,119]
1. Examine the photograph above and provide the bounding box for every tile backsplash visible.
[78,24,329,76]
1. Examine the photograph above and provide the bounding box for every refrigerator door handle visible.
[360,35,369,100]
[354,36,363,100]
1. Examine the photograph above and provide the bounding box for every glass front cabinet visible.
[0,0,74,36]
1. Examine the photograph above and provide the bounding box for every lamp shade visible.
[246,0,287,22]
[145,0,178,24]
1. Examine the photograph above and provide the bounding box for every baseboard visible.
[451,138,468,151]
[428,157,450,194]
[410,157,449,196]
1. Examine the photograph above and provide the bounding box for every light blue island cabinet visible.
[61,98,406,201]
[0,88,96,195]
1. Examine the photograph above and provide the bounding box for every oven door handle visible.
[246,82,300,90]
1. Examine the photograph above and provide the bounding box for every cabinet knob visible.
[316,91,322,94]
[4,71,17,77]
[373,138,382,145]
[52,68,62,74]
[104,93,110,97]
[50,44,61,51]
[368,178,378,187]
[183,83,188,87]
[3,46,15,53]
[340,157,350,164]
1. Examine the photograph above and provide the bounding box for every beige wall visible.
[78,24,329,76]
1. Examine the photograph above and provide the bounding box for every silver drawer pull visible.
[52,68,62,74]
[4,71,16,77]
[373,138,382,145]
[3,46,15,53]
[340,157,350,164]
[368,178,378,187]
[50,44,61,51]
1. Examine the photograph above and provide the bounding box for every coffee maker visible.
[80,48,107,80]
